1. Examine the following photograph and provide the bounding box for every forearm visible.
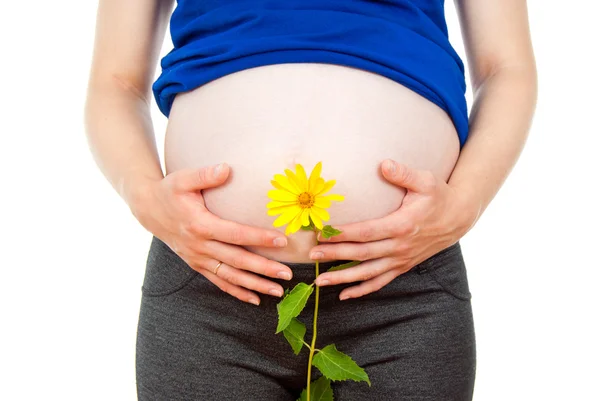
[84,77,164,210]
[448,64,538,228]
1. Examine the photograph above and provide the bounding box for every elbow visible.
[474,58,538,107]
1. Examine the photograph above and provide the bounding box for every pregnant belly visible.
[165,63,461,263]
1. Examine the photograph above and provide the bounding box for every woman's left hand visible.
[309,159,481,301]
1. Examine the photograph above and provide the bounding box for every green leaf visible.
[320,225,342,239]
[283,317,307,355]
[296,376,333,401]
[326,261,361,272]
[276,282,314,334]
[276,287,294,313]
[312,344,371,386]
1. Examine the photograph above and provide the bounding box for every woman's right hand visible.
[129,162,293,306]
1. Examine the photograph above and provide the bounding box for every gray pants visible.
[136,236,476,400]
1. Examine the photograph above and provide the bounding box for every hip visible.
[136,237,475,399]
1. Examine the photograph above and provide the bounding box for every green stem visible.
[302,339,319,351]
[306,233,321,401]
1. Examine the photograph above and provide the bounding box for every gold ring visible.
[213,261,223,275]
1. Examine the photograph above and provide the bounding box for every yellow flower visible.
[267,161,344,236]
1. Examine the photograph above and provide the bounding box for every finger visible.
[193,212,289,248]
[317,216,414,243]
[338,266,403,300]
[198,267,261,306]
[381,159,438,194]
[202,240,294,281]
[171,163,229,193]
[310,238,397,263]
[314,257,392,286]
[210,262,285,298]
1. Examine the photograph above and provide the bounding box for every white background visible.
[1,1,598,400]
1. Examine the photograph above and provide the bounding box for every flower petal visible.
[309,210,324,230]
[295,164,308,192]
[273,174,300,195]
[267,205,296,216]
[316,179,336,196]
[308,161,322,193]
[284,169,304,193]
[310,206,330,222]
[313,177,326,194]
[267,200,297,209]
[286,211,304,235]
[314,197,332,209]
[270,179,287,192]
[273,207,301,227]
[323,194,345,202]
[268,189,299,202]
[300,208,310,226]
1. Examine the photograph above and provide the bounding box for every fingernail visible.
[273,237,287,247]
[269,288,283,297]
[249,298,260,306]
[277,271,292,280]
[316,279,330,286]
[213,163,223,178]
[340,294,350,301]
[310,251,324,260]
[385,160,396,175]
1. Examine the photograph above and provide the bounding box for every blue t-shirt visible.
[153,0,469,147]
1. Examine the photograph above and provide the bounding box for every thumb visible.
[381,159,432,193]
[172,163,229,193]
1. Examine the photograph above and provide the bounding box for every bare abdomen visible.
[164,63,460,263]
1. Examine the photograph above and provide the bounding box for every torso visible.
[165,63,460,263]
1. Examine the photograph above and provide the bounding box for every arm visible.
[84,0,174,212]
[84,0,294,305]
[306,0,538,298]
[449,0,538,226]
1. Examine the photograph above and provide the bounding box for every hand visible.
[309,159,480,301]
[130,162,294,306]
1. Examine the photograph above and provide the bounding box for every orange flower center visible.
[298,192,314,208]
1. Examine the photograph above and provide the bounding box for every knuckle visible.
[372,281,386,292]
[358,225,374,241]
[399,165,413,183]
[228,227,244,245]
[221,269,237,286]
[361,267,378,281]
[395,241,410,254]
[180,219,194,236]
[410,224,420,236]
[191,221,214,239]
[199,167,211,186]
[228,273,241,287]
[326,248,338,259]
[231,253,246,269]
[262,232,272,247]
[402,220,417,236]
[265,262,280,277]
[356,247,371,261]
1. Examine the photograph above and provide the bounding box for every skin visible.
[84,0,537,305]
[312,0,538,299]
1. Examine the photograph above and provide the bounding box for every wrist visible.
[449,184,482,236]
[119,175,162,220]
